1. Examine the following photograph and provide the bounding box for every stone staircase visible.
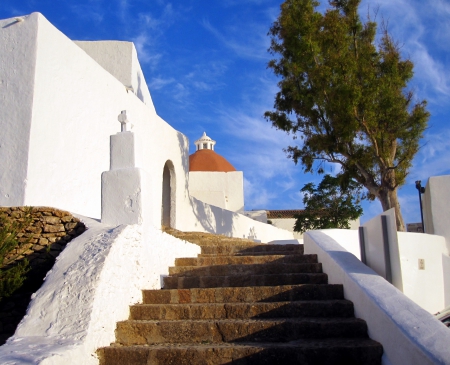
[97,231,383,364]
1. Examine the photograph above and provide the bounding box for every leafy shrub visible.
[0,209,32,300]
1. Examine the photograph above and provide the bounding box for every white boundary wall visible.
[179,196,293,242]
[423,175,450,248]
[397,232,450,312]
[318,229,450,313]
[305,230,450,365]
[0,217,200,365]
[360,209,403,291]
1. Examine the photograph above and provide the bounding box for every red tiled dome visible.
[189,149,236,172]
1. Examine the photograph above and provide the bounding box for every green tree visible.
[0,210,32,300]
[265,0,430,231]
[294,174,363,233]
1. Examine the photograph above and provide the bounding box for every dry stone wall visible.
[0,206,86,344]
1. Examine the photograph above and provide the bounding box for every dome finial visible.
[194,132,216,151]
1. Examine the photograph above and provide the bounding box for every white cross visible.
[118,110,133,132]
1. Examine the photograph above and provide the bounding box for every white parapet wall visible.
[318,229,450,313]
[177,196,294,243]
[397,231,450,313]
[305,230,450,365]
[423,175,450,246]
[0,217,200,365]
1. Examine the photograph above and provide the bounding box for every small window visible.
[203,143,208,149]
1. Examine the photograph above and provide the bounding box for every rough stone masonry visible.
[0,206,86,344]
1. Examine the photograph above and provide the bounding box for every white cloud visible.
[244,178,277,208]
[137,4,175,30]
[201,19,270,60]
[119,3,179,67]
[70,4,104,23]
[359,0,450,104]
[149,76,175,90]
[409,129,450,181]
[117,0,129,21]
[132,33,162,67]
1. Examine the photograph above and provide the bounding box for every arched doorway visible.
[161,160,176,228]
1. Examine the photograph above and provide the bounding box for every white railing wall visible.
[305,230,450,365]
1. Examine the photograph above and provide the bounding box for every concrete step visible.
[163,273,328,289]
[142,284,345,304]
[115,318,369,345]
[98,339,383,365]
[201,244,304,256]
[168,263,323,277]
[129,300,354,320]
[175,253,318,266]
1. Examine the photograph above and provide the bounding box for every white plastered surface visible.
[0,216,200,364]
[305,230,450,365]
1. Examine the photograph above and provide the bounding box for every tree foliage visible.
[294,174,363,233]
[265,0,430,231]
[0,210,32,300]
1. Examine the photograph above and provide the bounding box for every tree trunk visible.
[378,188,405,232]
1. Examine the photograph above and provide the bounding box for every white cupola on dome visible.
[194,132,216,151]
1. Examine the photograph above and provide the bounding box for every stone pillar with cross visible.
[101,111,150,225]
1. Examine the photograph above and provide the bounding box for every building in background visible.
[188,132,244,213]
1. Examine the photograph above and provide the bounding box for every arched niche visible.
[161,160,176,228]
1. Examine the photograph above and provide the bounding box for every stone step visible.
[115,318,369,345]
[192,239,259,247]
[168,263,323,277]
[162,228,259,247]
[163,273,328,289]
[175,254,318,267]
[201,244,304,256]
[142,284,345,304]
[129,300,354,320]
[98,339,383,365]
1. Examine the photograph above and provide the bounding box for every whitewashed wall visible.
[360,209,403,291]
[0,14,38,207]
[319,229,450,313]
[305,231,450,365]
[270,218,303,239]
[189,171,244,213]
[423,175,450,247]
[75,41,155,112]
[397,232,449,313]
[177,196,294,242]
[269,217,360,240]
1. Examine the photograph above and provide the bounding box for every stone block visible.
[64,222,78,230]
[61,216,73,223]
[41,216,61,224]
[39,238,49,245]
[43,224,65,233]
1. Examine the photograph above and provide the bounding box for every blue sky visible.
[1,0,450,225]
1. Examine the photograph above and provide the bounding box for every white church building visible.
[0,12,291,243]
